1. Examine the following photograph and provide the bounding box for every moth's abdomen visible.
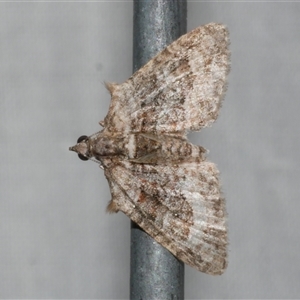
[161,137,206,161]
[129,134,206,164]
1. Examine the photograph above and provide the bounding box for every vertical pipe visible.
[131,1,187,299]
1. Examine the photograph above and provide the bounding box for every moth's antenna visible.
[130,1,186,299]
[88,157,102,165]
[88,130,102,140]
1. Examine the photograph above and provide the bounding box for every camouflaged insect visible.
[70,23,230,275]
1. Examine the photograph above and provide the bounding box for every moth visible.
[70,23,230,275]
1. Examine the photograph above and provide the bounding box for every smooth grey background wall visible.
[1,1,300,299]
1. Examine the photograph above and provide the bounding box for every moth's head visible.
[69,135,90,161]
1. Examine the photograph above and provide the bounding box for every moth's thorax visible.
[91,132,160,161]
[91,133,126,159]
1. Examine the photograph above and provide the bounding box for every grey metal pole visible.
[130,1,187,299]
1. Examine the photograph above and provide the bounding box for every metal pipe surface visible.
[131,1,187,299]
[133,0,187,72]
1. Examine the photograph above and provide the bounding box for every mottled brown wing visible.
[104,159,228,275]
[103,23,230,135]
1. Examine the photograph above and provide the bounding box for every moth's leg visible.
[104,81,118,95]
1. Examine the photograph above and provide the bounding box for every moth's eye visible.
[78,154,89,161]
[77,135,88,143]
